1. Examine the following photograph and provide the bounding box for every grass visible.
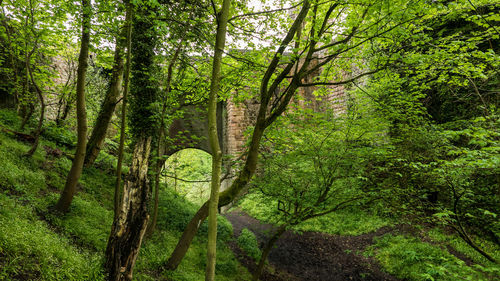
[0,194,105,281]
[426,228,500,272]
[0,108,251,281]
[236,186,500,280]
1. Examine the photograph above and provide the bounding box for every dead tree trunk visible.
[105,3,159,279]
[105,136,152,281]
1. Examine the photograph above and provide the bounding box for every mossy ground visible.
[0,108,250,281]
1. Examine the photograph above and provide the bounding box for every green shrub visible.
[366,234,492,280]
[93,150,117,174]
[237,228,261,261]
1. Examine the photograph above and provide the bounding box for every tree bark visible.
[252,225,287,281]
[84,23,127,167]
[114,1,133,220]
[105,136,152,281]
[54,0,91,213]
[205,1,230,280]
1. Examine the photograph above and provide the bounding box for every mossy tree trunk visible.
[205,0,230,279]
[105,3,159,280]
[25,62,44,157]
[55,0,91,213]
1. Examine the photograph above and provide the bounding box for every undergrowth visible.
[236,192,393,236]
[237,228,261,261]
[0,108,250,281]
[366,234,500,281]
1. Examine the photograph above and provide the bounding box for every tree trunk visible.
[113,1,133,220]
[164,201,210,270]
[57,97,73,126]
[19,103,34,131]
[252,225,287,281]
[205,1,230,280]
[105,136,152,281]
[25,63,44,157]
[84,23,127,167]
[54,0,91,213]
[106,3,158,279]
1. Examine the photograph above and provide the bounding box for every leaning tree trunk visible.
[54,0,91,213]
[84,25,127,167]
[252,225,287,281]
[105,136,152,281]
[25,63,45,157]
[205,0,230,279]
[164,125,266,270]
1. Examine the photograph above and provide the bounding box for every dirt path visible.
[225,211,399,281]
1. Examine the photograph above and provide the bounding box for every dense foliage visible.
[0,0,498,280]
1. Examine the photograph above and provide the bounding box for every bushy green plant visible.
[366,234,493,281]
[237,228,261,261]
[93,150,118,173]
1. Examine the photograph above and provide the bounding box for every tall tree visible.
[55,0,91,213]
[83,11,128,167]
[113,0,133,220]
[205,0,230,279]
[104,3,160,280]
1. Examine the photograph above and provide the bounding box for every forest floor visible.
[225,210,400,281]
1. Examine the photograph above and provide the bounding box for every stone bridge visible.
[167,84,346,160]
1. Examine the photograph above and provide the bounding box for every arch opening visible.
[162,148,212,206]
